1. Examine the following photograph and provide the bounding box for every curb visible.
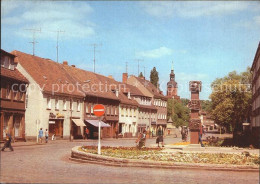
[71,146,259,172]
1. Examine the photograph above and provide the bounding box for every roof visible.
[12,50,85,97]
[62,64,119,101]
[1,49,16,58]
[133,76,168,100]
[251,42,260,71]
[1,67,29,83]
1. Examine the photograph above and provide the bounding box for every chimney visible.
[71,65,76,67]
[122,73,128,83]
[63,61,68,65]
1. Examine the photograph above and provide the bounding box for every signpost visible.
[93,104,105,155]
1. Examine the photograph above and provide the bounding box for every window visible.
[115,107,117,115]
[86,104,89,113]
[77,100,80,111]
[18,92,24,101]
[6,85,11,99]
[4,56,10,69]
[55,98,59,110]
[47,97,51,109]
[91,104,93,113]
[70,99,73,111]
[13,87,18,100]
[26,94,28,108]
[63,99,67,110]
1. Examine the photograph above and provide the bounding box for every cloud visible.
[1,1,95,40]
[136,47,173,58]
[234,15,260,29]
[140,1,252,19]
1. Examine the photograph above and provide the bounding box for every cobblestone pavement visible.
[1,136,259,184]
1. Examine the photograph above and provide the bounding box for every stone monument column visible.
[188,81,202,144]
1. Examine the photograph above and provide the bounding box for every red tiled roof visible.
[12,50,85,97]
[1,67,29,83]
[133,76,168,100]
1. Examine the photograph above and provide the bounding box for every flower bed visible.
[79,146,259,166]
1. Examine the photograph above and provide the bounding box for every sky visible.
[2,1,260,100]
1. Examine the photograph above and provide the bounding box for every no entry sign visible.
[93,104,105,117]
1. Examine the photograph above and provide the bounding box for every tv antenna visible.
[51,29,65,63]
[25,28,41,56]
[134,59,144,76]
[90,43,102,73]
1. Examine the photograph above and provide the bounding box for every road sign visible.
[93,104,105,117]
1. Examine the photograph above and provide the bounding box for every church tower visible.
[167,61,179,99]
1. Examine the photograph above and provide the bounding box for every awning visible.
[85,119,111,127]
[151,121,156,125]
[72,119,86,126]
[137,124,146,128]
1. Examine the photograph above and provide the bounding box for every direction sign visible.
[93,104,105,117]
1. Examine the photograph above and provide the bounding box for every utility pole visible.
[90,43,102,73]
[25,28,41,56]
[51,29,65,63]
[144,66,146,78]
[135,59,144,76]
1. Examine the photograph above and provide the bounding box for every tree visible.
[167,99,190,128]
[138,72,144,78]
[150,67,159,88]
[210,68,252,135]
[200,100,212,112]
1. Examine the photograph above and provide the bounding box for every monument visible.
[188,81,202,144]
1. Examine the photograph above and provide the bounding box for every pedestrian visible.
[85,127,89,140]
[45,129,49,143]
[136,129,146,149]
[115,129,118,139]
[157,126,164,147]
[1,131,14,151]
[38,128,43,143]
[199,124,205,147]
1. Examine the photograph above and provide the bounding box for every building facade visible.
[1,50,28,141]
[13,50,85,140]
[251,42,260,145]
[127,75,168,135]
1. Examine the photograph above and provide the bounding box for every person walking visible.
[84,127,89,140]
[45,129,49,143]
[199,125,205,147]
[157,126,164,147]
[1,131,14,151]
[38,128,43,143]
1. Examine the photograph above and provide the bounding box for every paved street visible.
[1,136,259,184]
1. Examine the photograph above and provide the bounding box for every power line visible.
[90,43,102,73]
[25,28,41,56]
[51,29,65,63]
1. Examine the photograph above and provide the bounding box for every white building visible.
[13,50,85,140]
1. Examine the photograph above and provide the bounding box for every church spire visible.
[171,60,174,71]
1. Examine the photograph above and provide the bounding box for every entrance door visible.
[14,116,21,137]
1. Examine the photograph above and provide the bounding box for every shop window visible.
[91,104,93,113]
[3,115,10,138]
[85,103,89,113]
